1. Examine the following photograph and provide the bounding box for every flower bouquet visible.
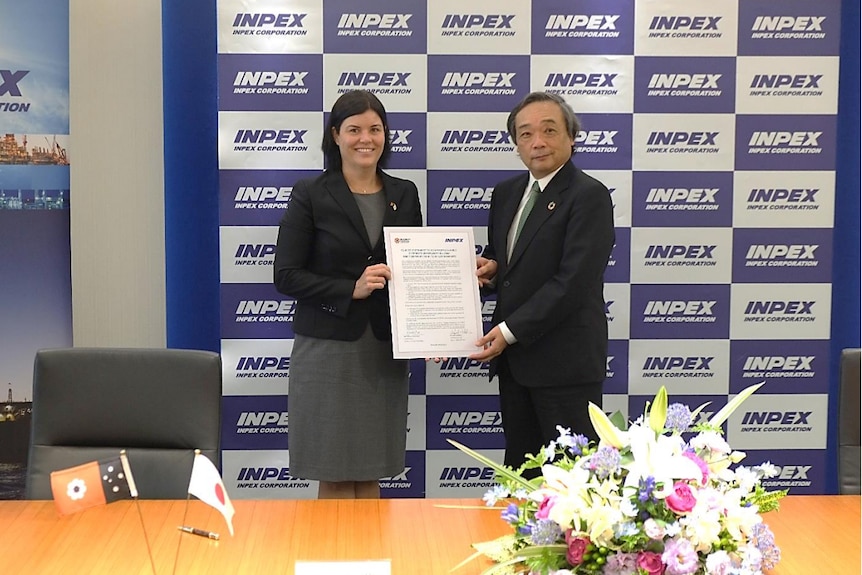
[449,382,787,575]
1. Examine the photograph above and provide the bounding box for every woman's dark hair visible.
[321,90,391,171]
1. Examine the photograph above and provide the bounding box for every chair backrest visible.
[26,347,221,500]
[838,348,861,495]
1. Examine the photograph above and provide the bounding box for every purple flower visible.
[665,403,692,433]
[603,552,638,575]
[589,446,621,479]
[661,538,699,575]
[501,503,520,524]
[556,427,590,457]
[638,476,657,502]
[751,522,781,569]
[530,518,563,545]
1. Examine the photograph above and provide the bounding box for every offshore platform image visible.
[0,133,69,166]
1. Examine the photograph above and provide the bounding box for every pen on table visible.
[177,525,220,540]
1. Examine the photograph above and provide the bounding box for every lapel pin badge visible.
[547,201,556,211]
[390,201,397,211]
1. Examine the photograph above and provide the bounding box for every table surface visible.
[0,496,858,574]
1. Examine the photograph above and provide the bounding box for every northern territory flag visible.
[50,451,138,515]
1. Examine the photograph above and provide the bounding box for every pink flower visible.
[535,495,556,520]
[564,530,590,566]
[665,482,697,514]
[637,551,665,575]
[683,450,710,485]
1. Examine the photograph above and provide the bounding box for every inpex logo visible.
[643,300,717,323]
[0,70,28,96]
[440,130,513,153]
[231,13,307,36]
[232,129,308,153]
[743,300,815,323]
[647,16,722,39]
[747,131,822,155]
[604,300,615,322]
[646,74,722,97]
[232,71,308,95]
[745,188,818,212]
[748,74,823,98]
[739,410,813,432]
[645,188,719,211]
[444,238,464,243]
[233,186,291,210]
[0,70,30,112]
[440,187,493,211]
[544,73,618,97]
[336,72,411,95]
[744,245,819,268]
[751,16,826,40]
[235,356,290,379]
[644,245,717,267]
[481,300,496,323]
[389,129,412,152]
[234,244,276,266]
[439,411,503,434]
[336,14,413,37]
[742,356,815,379]
[440,14,516,38]
[575,130,618,154]
[437,358,490,379]
[544,14,620,38]
[440,72,516,96]
[438,466,496,488]
[762,465,812,487]
[642,356,714,379]
[606,355,615,378]
[646,132,719,155]
[380,467,412,489]
[235,467,311,489]
[235,411,289,433]
[235,300,295,323]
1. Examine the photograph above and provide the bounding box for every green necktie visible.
[513,180,541,245]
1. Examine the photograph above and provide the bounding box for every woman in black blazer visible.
[274,90,422,499]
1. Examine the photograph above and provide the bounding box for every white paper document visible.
[383,227,483,359]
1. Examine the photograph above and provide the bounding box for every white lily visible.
[622,424,703,498]
[588,402,626,449]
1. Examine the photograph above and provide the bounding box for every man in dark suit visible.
[472,91,615,473]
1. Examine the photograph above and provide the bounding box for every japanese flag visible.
[188,452,235,536]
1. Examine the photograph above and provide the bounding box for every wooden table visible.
[0,496,857,574]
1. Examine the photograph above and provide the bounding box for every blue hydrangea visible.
[665,403,693,433]
[530,518,563,545]
[588,446,621,479]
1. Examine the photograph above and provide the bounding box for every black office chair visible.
[838,348,861,495]
[25,348,221,499]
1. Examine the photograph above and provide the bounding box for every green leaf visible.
[650,386,668,434]
[709,382,765,427]
[608,410,628,431]
[447,439,535,492]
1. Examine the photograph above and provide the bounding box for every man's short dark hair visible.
[321,90,391,171]
[506,91,581,144]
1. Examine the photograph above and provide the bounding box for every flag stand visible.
[172,493,193,575]
[133,497,159,575]
[121,450,157,575]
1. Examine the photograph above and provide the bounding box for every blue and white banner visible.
[216,0,840,498]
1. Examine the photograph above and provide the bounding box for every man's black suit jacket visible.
[483,160,615,387]
[274,170,423,342]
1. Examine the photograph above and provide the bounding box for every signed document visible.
[384,227,483,359]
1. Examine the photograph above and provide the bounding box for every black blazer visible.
[274,170,423,341]
[483,160,615,387]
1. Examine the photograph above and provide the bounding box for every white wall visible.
[69,0,166,346]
